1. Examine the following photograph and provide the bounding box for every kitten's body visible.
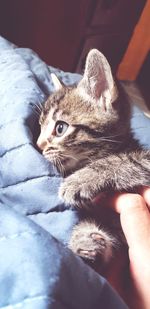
[37,50,150,267]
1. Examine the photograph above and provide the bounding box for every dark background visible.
[0,0,149,103]
[0,0,145,70]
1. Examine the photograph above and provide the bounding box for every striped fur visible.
[37,50,150,267]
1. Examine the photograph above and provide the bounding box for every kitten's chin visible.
[43,152,70,176]
[43,150,88,176]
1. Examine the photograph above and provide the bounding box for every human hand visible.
[105,187,150,309]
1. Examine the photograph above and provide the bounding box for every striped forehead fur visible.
[42,85,119,130]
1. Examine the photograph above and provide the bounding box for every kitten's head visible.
[37,49,130,175]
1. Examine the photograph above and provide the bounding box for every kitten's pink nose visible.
[36,135,48,151]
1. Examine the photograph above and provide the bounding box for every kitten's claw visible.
[78,249,97,259]
[69,222,116,264]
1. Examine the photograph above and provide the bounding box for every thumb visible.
[110,191,150,309]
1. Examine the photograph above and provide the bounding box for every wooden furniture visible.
[0,0,145,73]
[117,0,150,81]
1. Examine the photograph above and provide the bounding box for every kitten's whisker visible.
[38,101,44,109]
[56,157,62,174]
[99,138,122,144]
[30,108,41,119]
[61,161,66,177]
[33,109,41,116]
[29,104,41,115]
[57,156,66,177]
[104,133,125,139]
[61,153,78,162]
[53,157,61,173]
[34,104,43,113]
[31,101,44,113]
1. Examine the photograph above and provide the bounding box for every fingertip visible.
[139,186,150,208]
[110,193,146,214]
[113,193,150,250]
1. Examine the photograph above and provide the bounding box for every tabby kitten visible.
[37,49,150,266]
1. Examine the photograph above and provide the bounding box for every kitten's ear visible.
[51,73,64,91]
[78,49,118,106]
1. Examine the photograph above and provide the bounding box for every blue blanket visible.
[0,36,150,309]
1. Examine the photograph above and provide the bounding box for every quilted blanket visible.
[0,36,150,309]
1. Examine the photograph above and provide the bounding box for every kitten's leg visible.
[60,150,150,206]
[69,221,117,265]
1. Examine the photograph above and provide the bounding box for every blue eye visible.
[55,121,69,137]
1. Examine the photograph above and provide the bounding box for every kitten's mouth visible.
[43,150,70,176]
[43,149,67,164]
[43,149,76,174]
[43,150,59,160]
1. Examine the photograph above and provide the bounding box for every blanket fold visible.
[1,36,149,308]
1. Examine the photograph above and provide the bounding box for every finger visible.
[111,193,150,252]
[109,191,150,309]
[104,248,129,300]
[138,186,150,207]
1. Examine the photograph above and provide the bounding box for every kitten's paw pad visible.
[69,222,116,264]
[77,234,107,261]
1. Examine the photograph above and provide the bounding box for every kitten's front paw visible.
[59,175,94,207]
[69,221,116,265]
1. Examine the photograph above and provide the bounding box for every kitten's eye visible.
[55,121,69,137]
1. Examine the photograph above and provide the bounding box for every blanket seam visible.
[0,231,41,242]
[0,143,32,158]
[0,174,60,189]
